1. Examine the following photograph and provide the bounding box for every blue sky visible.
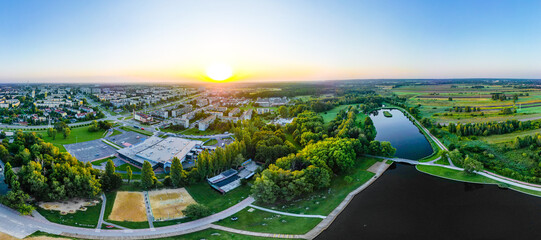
[0,0,540,83]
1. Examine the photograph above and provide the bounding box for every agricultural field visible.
[108,191,147,222]
[149,188,196,221]
[392,84,541,124]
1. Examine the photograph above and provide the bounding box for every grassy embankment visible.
[119,126,153,136]
[416,165,541,197]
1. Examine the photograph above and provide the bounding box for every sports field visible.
[149,188,196,221]
[108,191,147,222]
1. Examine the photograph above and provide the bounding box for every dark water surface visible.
[315,164,541,240]
[370,109,433,160]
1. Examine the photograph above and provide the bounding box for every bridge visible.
[364,154,423,165]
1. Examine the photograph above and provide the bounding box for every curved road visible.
[0,197,254,239]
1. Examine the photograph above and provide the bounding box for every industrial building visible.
[117,136,203,171]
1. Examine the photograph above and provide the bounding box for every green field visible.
[257,158,378,216]
[38,126,107,145]
[216,207,322,234]
[318,104,359,123]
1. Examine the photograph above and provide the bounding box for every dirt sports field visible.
[109,191,147,222]
[149,188,196,221]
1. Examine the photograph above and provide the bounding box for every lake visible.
[370,109,433,160]
[315,164,541,239]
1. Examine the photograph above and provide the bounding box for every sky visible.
[0,0,540,83]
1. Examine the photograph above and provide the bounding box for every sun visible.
[206,63,233,81]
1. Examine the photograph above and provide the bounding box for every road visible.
[0,197,255,239]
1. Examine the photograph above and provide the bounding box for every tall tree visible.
[141,161,156,190]
[126,165,133,183]
[170,157,185,188]
[3,162,13,186]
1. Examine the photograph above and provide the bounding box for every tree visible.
[170,157,186,188]
[4,162,13,186]
[463,155,483,174]
[182,203,211,219]
[126,165,133,183]
[63,127,71,139]
[1,178,35,215]
[141,161,156,190]
[101,159,122,192]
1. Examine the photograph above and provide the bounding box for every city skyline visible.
[1,0,541,83]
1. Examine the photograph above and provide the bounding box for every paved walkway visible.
[95,193,106,232]
[0,197,255,239]
[248,204,327,219]
[143,191,155,230]
[210,224,305,239]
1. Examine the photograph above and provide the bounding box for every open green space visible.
[257,158,378,216]
[186,181,252,214]
[36,126,107,146]
[36,199,102,228]
[120,126,153,136]
[216,208,322,235]
[318,104,359,123]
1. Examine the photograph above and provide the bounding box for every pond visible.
[315,164,541,239]
[370,109,433,160]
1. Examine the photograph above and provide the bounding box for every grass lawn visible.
[186,181,252,214]
[318,104,359,123]
[120,126,153,136]
[39,126,107,145]
[36,199,102,228]
[257,158,377,216]
[416,165,499,184]
[215,208,322,235]
[204,139,218,146]
[91,156,116,166]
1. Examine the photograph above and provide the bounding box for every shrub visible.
[182,203,211,219]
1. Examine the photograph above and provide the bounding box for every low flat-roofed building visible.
[117,136,203,171]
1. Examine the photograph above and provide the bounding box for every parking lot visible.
[106,130,146,147]
[64,139,117,163]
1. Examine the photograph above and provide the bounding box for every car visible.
[141,128,144,130]
[105,225,114,229]
[230,216,238,221]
